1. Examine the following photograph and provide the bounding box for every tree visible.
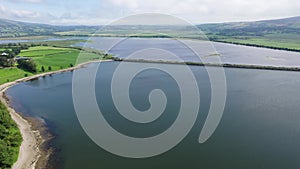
[12,48,21,56]
[0,57,14,67]
[17,59,37,73]
[48,66,52,71]
[0,140,10,168]
[41,66,45,72]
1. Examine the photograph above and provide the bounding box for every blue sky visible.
[0,0,299,25]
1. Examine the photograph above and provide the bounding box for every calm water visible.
[7,61,300,169]
[80,37,300,67]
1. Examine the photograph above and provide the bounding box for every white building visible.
[1,52,8,56]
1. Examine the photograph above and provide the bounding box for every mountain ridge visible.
[1,16,300,38]
[1,16,300,51]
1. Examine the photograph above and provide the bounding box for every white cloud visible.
[22,0,42,2]
[106,0,300,23]
[48,13,112,25]
[2,0,43,3]
[0,0,300,25]
[110,0,138,9]
[0,4,40,19]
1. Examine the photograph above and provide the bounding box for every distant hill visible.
[0,19,97,38]
[198,16,300,36]
[0,19,58,37]
[197,16,300,51]
[1,16,300,51]
[259,16,300,27]
[1,16,300,38]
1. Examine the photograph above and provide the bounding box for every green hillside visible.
[1,16,300,50]
[199,16,300,50]
[0,19,97,38]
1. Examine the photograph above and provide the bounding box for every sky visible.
[0,0,299,25]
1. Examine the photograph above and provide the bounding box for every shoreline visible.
[0,59,112,169]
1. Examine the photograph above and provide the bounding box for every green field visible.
[0,68,33,84]
[19,46,71,57]
[0,49,12,51]
[0,45,104,85]
[20,46,102,72]
[216,33,300,50]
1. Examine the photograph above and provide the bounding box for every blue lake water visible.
[5,37,300,169]
[7,61,300,169]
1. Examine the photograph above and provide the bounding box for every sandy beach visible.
[0,60,112,169]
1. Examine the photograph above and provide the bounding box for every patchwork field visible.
[20,46,102,71]
[0,46,104,85]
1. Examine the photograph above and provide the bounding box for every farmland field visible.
[217,34,300,50]
[19,46,102,71]
[0,45,104,85]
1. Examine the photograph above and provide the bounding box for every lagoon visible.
[82,37,300,67]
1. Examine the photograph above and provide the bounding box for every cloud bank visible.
[0,0,299,25]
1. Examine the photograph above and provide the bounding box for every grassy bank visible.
[0,101,22,169]
[0,68,33,85]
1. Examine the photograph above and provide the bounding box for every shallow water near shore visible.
[6,61,300,169]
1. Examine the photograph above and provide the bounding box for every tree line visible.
[0,101,22,169]
[0,43,37,73]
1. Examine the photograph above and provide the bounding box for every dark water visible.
[6,61,300,169]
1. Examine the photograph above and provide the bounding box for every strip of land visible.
[116,58,300,72]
